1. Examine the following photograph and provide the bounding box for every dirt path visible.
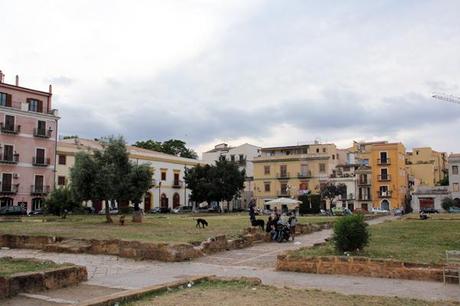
[1,215,459,305]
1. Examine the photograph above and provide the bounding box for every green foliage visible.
[184,160,245,205]
[321,183,347,205]
[437,175,449,186]
[133,139,198,159]
[442,197,455,211]
[299,194,321,214]
[333,214,369,252]
[45,187,81,216]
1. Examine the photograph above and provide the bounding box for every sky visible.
[1,0,460,157]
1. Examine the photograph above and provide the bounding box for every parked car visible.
[29,209,44,216]
[97,208,119,215]
[448,206,460,213]
[370,207,389,214]
[331,207,352,216]
[421,208,439,214]
[393,208,404,216]
[353,208,368,215]
[0,206,27,216]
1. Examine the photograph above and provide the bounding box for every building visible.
[253,142,339,208]
[405,147,447,187]
[370,143,408,210]
[0,72,59,213]
[56,138,203,212]
[202,143,261,209]
[411,186,450,212]
[448,154,460,201]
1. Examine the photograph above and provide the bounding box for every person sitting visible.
[288,213,297,241]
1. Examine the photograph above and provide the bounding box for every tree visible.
[321,182,347,208]
[442,197,455,211]
[70,136,153,223]
[184,160,245,210]
[133,139,198,159]
[333,214,369,253]
[437,174,449,186]
[45,187,81,216]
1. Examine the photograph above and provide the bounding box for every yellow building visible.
[370,143,407,210]
[253,143,338,208]
[405,147,447,187]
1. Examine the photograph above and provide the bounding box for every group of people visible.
[248,200,297,242]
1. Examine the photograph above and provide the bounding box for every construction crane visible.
[432,92,460,104]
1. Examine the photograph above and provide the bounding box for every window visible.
[57,176,66,186]
[230,155,235,162]
[332,154,335,160]
[27,99,43,112]
[173,173,180,185]
[239,154,244,161]
[316,148,319,153]
[58,155,66,165]
[280,165,287,177]
[264,165,270,175]
[219,155,225,161]
[453,166,459,175]
[319,163,326,173]
[264,182,270,192]
[1,173,12,192]
[454,183,460,192]
[280,183,288,194]
[322,148,326,153]
[0,92,9,107]
[161,171,167,181]
[35,148,45,164]
[4,115,15,130]
[37,120,46,135]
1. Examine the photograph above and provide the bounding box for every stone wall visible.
[277,254,445,282]
[0,259,87,299]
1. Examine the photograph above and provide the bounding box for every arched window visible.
[173,193,180,208]
[0,197,13,208]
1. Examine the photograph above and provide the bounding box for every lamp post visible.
[183,165,187,207]
[158,181,162,208]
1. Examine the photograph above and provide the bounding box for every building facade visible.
[405,147,447,187]
[411,186,449,212]
[253,143,338,208]
[56,138,202,212]
[370,143,408,210]
[448,154,460,201]
[202,143,261,209]
[0,73,59,212]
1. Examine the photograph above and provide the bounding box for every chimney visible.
[15,75,19,86]
[0,70,3,83]
[49,84,52,94]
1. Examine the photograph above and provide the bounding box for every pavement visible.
[1,215,460,305]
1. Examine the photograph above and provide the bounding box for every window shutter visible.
[6,94,12,107]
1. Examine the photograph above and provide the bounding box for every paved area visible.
[2,215,460,305]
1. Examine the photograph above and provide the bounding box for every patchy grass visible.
[122,280,458,306]
[291,219,460,264]
[0,257,65,277]
[0,214,336,244]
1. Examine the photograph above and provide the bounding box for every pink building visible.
[0,71,59,213]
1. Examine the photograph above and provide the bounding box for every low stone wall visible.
[0,258,87,299]
[276,254,445,282]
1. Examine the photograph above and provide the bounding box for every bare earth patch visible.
[123,280,459,306]
[0,257,65,277]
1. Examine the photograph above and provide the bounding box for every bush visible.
[441,197,455,211]
[333,214,369,253]
[45,187,81,216]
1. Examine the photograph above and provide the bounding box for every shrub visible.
[333,214,369,253]
[441,197,455,211]
[45,187,81,216]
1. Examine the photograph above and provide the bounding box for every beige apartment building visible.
[405,147,447,187]
[253,143,338,208]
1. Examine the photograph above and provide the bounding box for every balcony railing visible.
[0,183,19,194]
[33,128,52,138]
[378,174,391,181]
[0,153,19,164]
[297,171,312,178]
[377,190,392,198]
[32,157,50,167]
[276,172,290,179]
[358,195,371,201]
[0,123,21,134]
[277,190,291,197]
[358,179,370,185]
[172,180,183,188]
[31,185,50,195]
[377,158,391,165]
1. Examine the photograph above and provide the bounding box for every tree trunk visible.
[132,202,143,223]
[105,200,113,223]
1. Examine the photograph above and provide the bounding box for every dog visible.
[196,218,208,228]
[251,219,265,231]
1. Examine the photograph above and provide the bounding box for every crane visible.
[432,92,460,105]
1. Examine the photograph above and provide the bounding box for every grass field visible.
[0,214,336,244]
[0,257,65,277]
[291,218,460,264]
[122,280,458,306]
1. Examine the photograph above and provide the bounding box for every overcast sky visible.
[1,0,460,157]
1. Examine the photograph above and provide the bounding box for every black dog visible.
[196,218,208,228]
[251,219,265,231]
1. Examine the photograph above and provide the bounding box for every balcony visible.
[276,172,290,179]
[238,158,247,166]
[32,157,50,167]
[358,179,370,185]
[377,190,392,198]
[277,190,291,197]
[378,174,391,181]
[172,180,183,188]
[297,171,312,178]
[0,153,19,164]
[33,128,52,138]
[358,195,371,201]
[0,183,19,195]
[31,185,50,195]
[0,123,21,134]
[377,158,391,165]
